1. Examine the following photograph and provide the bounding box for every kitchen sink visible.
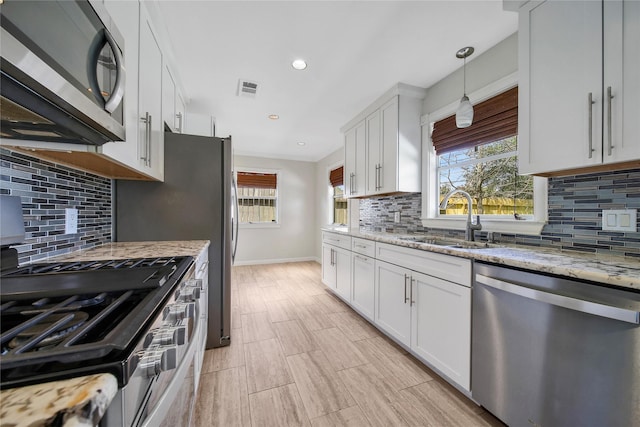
[397,236,491,249]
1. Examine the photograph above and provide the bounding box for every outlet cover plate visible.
[65,208,78,234]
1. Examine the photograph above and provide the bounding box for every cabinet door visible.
[351,253,374,320]
[138,7,164,180]
[410,271,471,391]
[322,244,336,289]
[379,97,398,194]
[162,65,176,132]
[344,120,366,197]
[604,0,640,164]
[366,110,381,194]
[374,260,411,347]
[334,247,351,301]
[518,0,602,174]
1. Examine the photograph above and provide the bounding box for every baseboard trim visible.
[233,256,319,266]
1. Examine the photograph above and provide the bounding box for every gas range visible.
[0,256,201,426]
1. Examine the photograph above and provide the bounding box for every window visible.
[438,136,534,218]
[237,170,278,224]
[423,79,547,234]
[330,166,347,225]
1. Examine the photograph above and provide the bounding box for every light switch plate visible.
[394,212,401,223]
[601,209,637,232]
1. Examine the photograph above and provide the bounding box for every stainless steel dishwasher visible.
[472,262,640,427]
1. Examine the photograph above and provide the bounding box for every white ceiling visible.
[156,1,517,162]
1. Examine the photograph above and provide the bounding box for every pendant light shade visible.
[456,95,474,128]
[455,46,474,129]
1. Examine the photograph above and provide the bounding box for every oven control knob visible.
[139,346,177,378]
[178,286,200,302]
[163,302,195,323]
[144,325,186,348]
[187,278,204,290]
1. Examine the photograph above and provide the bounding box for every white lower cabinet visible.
[374,260,412,347]
[321,243,351,301]
[351,252,375,321]
[410,271,471,391]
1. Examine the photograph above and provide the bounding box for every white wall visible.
[234,155,317,265]
[423,32,518,115]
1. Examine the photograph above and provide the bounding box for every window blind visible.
[431,86,518,155]
[329,166,344,187]
[237,171,277,189]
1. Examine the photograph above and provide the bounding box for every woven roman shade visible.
[431,86,518,155]
[329,166,344,187]
[237,171,277,189]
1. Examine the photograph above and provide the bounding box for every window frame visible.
[236,168,281,229]
[326,161,348,226]
[421,72,548,235]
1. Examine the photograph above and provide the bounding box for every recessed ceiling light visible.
[291,59,307,70]
[268,114,279,120]
[297,142,306,146]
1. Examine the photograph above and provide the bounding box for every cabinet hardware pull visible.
[176,112,183,133]
[588,93,595,159]
[140,112,150,165]
[607,86,614,156]
[377,164,382,190]
[355,254,368,262]
[410,277,415,306]
[404,274,410,303]
[147,114,152,166]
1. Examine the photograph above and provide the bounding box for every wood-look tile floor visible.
[194,261,504,427]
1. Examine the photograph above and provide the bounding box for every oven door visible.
[139,303,202,427]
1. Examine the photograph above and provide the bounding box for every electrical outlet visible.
[394,212,401,223]
[602,209,637,232]
[65,208,78,234]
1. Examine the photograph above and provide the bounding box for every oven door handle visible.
[139,304,202,426]
[476,274,640,324]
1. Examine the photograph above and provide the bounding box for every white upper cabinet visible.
[162,65,176,132]
[344,120,366,197]
[518,0,640,176]
[342,83,425,198]
[184,113,216,137]
[137,5,164,180]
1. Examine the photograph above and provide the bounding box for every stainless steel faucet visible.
[439,189,482,241]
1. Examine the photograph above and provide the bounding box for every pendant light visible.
[455,46,475,128]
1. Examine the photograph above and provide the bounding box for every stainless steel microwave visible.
[0,0,125,146]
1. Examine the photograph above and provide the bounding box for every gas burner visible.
[7,312,89,350]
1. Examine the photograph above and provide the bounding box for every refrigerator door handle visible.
[231,173,239,263]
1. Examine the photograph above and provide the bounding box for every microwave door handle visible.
[103,30,125,113]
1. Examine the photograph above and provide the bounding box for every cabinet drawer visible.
[322,231,352,250]
[352,237,375,257]
[376,242,471,287]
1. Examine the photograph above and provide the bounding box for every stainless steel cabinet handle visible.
[140,112,150,165]
[607,86,614,156]
[176,112,183,133]
[375,164,380,190]
[377,164,382,190]
[588,92,595,159]
[103,30,125,114]
[352,173,356,195]
[147,114,153,166]
[354,254,368,262]
[476,274,640,324]
[330,248,335,266]
[410,277,415,306]
[404,274,410,303]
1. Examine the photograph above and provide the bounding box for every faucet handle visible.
[472,215,482,230]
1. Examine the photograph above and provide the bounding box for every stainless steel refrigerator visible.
[115,132,237,349]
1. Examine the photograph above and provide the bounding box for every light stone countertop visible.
[0,240,210,427]
[322,227,640,291]
[51,240,210,261]
[0,374,118,427]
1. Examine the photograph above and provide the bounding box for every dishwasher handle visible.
[475,274,640,325]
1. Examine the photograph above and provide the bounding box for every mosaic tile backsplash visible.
[1,148,112,264]
[360,168,640,258]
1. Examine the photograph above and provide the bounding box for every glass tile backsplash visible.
[360,168,640,258]
[1,148,112,264]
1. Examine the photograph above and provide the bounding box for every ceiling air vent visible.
[237,79,258,98]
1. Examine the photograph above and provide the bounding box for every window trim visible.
[421,72,548,235]
[236,167,280,228]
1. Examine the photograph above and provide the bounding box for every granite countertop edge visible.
[49,240,211,262]
[321,227,640,290]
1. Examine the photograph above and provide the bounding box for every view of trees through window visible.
[438,137,533,217]
[333,185,347,225]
